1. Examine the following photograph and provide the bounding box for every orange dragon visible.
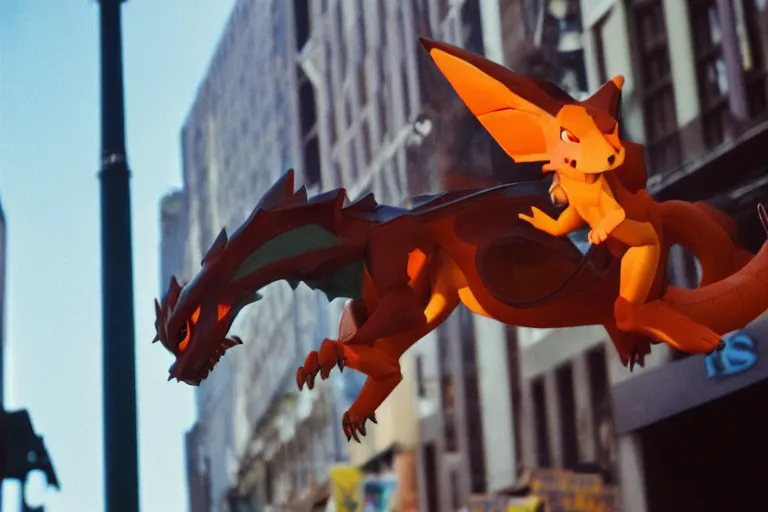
[153,39,768,441]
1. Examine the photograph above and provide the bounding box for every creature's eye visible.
[176,320,191,352]
[560,128,580,143]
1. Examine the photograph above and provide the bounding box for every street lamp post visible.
[97,1,139,511]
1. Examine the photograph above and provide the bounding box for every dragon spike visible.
[202,228,228,264]
[168,276,183,308]
[221,337,240,349]
[278,184,308,209]
[169,275,181,295]
[293,185,308,203]
[154,298,161,316]
[152,333,160,344]
[258,169,295,210]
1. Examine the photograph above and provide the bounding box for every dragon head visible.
[153,267,243,386]
[153,169,368,385]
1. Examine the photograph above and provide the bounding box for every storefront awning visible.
[612,311,768,434]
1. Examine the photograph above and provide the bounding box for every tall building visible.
[585,1,768,511]
[172,0,350,510]
[159,190,188,291]
[300,1,530,510]
[497,0,768,511]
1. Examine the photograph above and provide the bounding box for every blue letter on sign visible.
[705,331,758,378]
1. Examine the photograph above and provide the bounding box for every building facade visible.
[174,0,348,510]
[587,0,768,511]
[298,1,534,510]
[507,0,768,510]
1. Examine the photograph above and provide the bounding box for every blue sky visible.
[0,1,235,510]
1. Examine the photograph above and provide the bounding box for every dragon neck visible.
[231,223,364,303]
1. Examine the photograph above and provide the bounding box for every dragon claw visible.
[297,340,347,391]
[341,410,376,443]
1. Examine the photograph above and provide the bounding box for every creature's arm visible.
[519,204,585,237]
[588,179,627,244]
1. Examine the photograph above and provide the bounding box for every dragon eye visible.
[560,128,580,143]
[176,321,191,352]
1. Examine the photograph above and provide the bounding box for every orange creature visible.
[420,37,756,355]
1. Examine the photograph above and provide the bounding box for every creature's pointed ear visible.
[259,169,295,209]
[583,75,624,118]
[420,38,562,162]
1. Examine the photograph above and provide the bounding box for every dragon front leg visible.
[296,285,427,390]
[342,372,402,442]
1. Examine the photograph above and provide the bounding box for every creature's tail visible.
[658,200,753,285]
[662,205,768,335]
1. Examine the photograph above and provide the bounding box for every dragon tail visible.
[658,200,754,285]
[662,205,768,335]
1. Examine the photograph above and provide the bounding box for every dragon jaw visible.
[153,169,368,386]
[153,273,245,386]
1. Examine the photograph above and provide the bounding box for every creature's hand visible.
[541,162,558,173]
[588,210,626,244]
[519,207,557,235]
[588,226,610,244]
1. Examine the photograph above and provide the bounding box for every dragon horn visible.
[154,298,161,316]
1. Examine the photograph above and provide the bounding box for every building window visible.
[531,377,551,467]
[344,93,354,128]
[354,0,367,62]
[739,0,768,117]
[377,2,388,45]
[442,377,458,452]
[415,355,426,397]
[401,61,411,124]
[356,65,368,108]
[593,15,609,85]
[422,443,440,512]
[689,0,730,148]
[587,346,617,484]
[335,2,347,78]
[556,363,579,469]
[377,86,390,141]
[459,307,486,493]
[304,135,321,186]
[294,0,310,49]
[461,0,485,55]
[630,0,682,175]
[297,66,320,187]
[298,69,317,134]
[360,116,372,167]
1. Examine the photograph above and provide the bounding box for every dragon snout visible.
[166,335,244,386]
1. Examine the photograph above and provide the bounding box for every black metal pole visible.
[97,1,139,511]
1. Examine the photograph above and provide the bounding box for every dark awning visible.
[648,120,768,202]
[612,311,768,435]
